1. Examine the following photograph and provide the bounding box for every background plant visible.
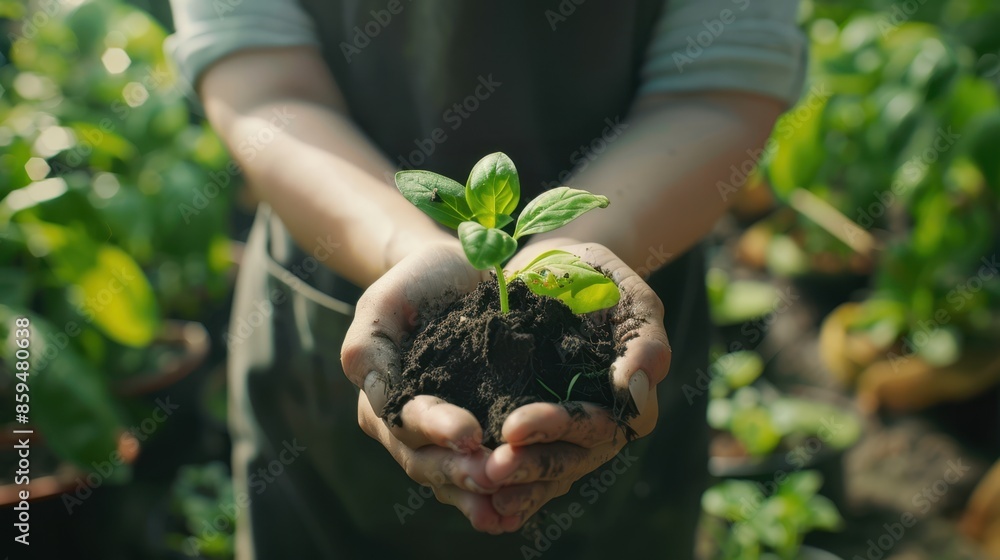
[707,351,862,457]
[0,0,232,477]
[701,470,844,560]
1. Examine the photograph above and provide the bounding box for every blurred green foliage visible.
[0,0,233,476]
[707,351,862,457]
[167,462,236,559]
[760,0,1000,360]
[702,471,844,560]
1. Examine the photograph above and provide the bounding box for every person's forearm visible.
[199,47,454,288]
[221,100,454,287]
[533,92,784,273]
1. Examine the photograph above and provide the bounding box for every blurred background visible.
[1,0,999,559]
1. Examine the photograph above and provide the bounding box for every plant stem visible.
[494,264,509,314]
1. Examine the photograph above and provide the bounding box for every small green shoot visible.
[395,152,620,314]
[536,371,585,402]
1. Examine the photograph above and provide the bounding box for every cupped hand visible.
[341,241,523,533]
[482,239,671,529]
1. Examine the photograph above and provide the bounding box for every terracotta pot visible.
[818,303,887,386]
[855,345,1000,413]
[0,430,139,506]
[960,460,1000,559]
[114,320,210,397]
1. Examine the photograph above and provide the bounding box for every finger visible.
[490,481,559,517]
[341,286,410,391]
[392,395,484,453]
[341,248,486,413]
[485,441,610,485]
[433,485,515,535]
[501,401,620,448]
[358,393,496,493]
[567,245,671,412]
[607,276,670,417]
[492,480,573,532]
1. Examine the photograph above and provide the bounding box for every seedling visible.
[701,470,844,560]
[395,152,620,314]
[537,371,584,402]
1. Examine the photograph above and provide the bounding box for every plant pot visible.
[818,302,886,386]
[114,320,210,397]
[709,385,863,511]
[854,344,1000,414]
[0,429,139,507]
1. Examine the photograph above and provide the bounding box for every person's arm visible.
[198,46,456,287]
[200,46,517,530]
[527,91,784,272]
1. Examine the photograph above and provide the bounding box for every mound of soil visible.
[384,279,638,447]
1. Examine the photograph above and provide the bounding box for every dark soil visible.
[384,279,639,448]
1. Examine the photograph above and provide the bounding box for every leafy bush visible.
[0,0,232,475]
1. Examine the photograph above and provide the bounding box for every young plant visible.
[395,152,620,314]
[701,471,844,560]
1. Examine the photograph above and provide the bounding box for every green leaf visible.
[807,494,845,532]
[702,480,764,522]
[731,407,781,456]
[26,223,160,347]
[763,95,828,199]
[457,221,517,270]
[712,351,765,390]
[466,152,520,228]
[515,250,620,314]
[395,170,473,230]
[1,309,127,480]
[780,471,823,499]
[513,187,609,239]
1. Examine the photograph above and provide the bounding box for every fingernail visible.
[364,371,388,417]
[629,370,649,415]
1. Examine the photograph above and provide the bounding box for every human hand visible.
[482,239,671,530]
[342,241,525,533]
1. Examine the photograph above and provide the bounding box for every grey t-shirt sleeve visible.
[165,0,318,88]
[639,0,808,107]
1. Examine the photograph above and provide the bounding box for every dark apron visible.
[228,2,710,558]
